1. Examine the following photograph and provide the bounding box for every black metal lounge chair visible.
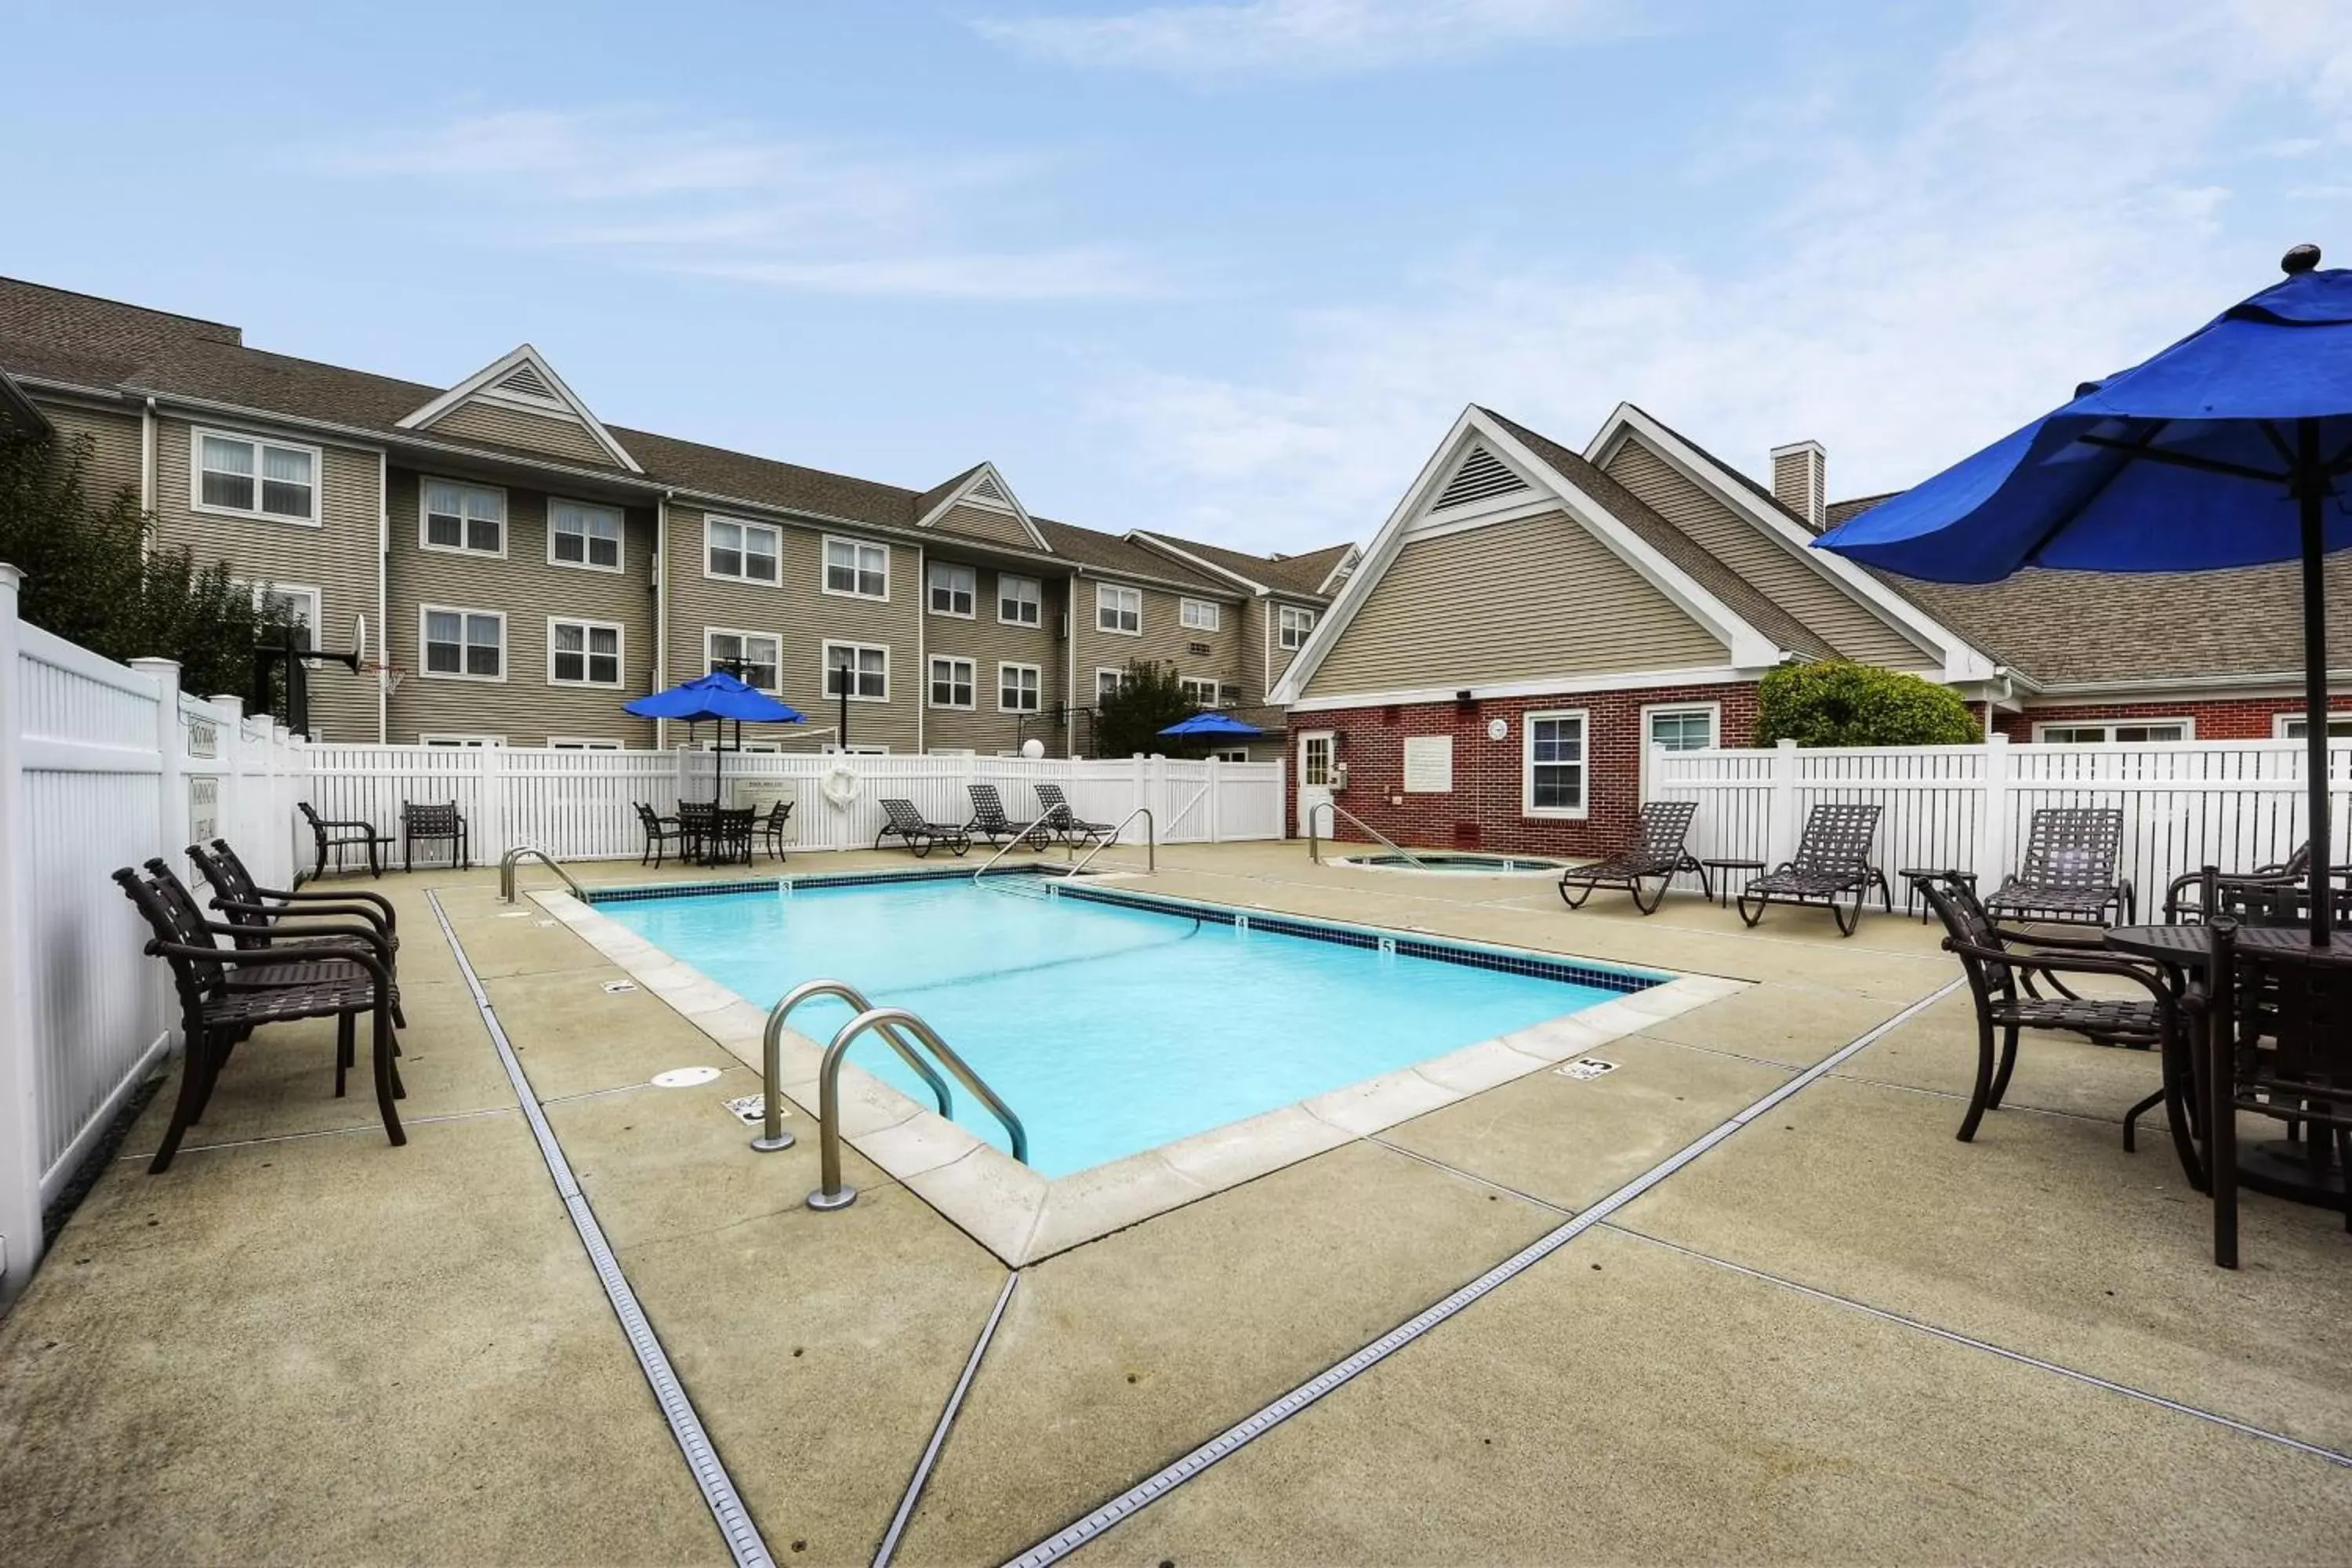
[964,783,1051,849]
[1735,802,1893,936]
[635,802,687,866]
[1984,807,2135,927]
[759,800,793,863]
[401,800,470,871]
[114,862,404,1173]
[1918,872,2187,1167]
[296,800,390,880]
[1033,782,1116,848]
[2195,917,2352,1268]
[1556,800,1708,914]
[877,797,971,858]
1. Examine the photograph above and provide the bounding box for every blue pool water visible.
[600,880,1642,1177]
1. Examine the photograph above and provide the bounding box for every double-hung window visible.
[823,536,889,599]
[824,642,888,701]
[196,430,318,524]
[998,663,1040,713]
[928,562,975,616]
[1179,677,1218,708]
[548,619,622,686]
[1524,710,1588,818]
[550,499,623,570]
[1096,667,1133,702]
[243,583,321,649]
[2276,713,2352,739]
[2035,720,2191,744]
[929,656,975,708]
[422,605,505,681]
[423,478,505,555]
[1180,597,1220,632]
[706,517,780,583]
[1097,583,1141,635]
[999,574,1042,626]
[705,629,779,691]
[1277,604,1316,650]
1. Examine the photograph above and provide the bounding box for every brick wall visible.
[1999,695,2352,742]
[1297,681,1759,855]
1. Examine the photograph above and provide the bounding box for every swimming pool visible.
[595,877,1656,1178]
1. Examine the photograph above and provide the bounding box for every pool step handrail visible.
[972,806,1065,884]
[1306,801,1427,869]
[751,979,954,1152]
[499,843,588,902]
[806,1005,1029,1212]
[1065,807,1156,878]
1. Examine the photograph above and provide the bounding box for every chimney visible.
[1770,440,1826,531]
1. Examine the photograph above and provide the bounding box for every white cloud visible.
[976,0,1634,82]
[324,110,1161,301]
[1087,0,2352,553]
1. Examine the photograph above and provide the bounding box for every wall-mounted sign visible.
[1487,717,1508,742]
[1403,735,1454,793]
[186,717,218,759]
[732,779,798,836]
[187,775,219,841]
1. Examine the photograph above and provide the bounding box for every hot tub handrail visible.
[1306,801,1427,869]
[1065,807,1154,878]
[499,843,586,902]
[972,807,1065,884]
[806,1005,1029,1211]
[750,979,953,1153]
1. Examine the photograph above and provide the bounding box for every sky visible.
[5,0,2349,555]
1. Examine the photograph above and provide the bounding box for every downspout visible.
[916,543,926,756]
[1066,568,1082,757]
[377,449,390,742]
[139,396,156,560]
[655,490,673,750]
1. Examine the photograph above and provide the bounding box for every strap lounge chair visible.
[1556,800,1708,915]
[401,800,470,872]
[635,802,687,867]
[1918,872,2187,1168]
[1984,807,2135,927]
[1033,782,1116,848]
[877,798,972,858]
[1735,802,1893,937]
[964,783,1052,850]
[296,801,390,880]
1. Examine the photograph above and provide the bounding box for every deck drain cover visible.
[601,980,638,994]
[1559,1058,1618,1081]
[496,911,532,919]
[652,1066,723,1089]
[723,1094,777,1126]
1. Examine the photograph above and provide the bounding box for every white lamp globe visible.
[1020,738,1046,760]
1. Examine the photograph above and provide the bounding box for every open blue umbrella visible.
[625,672,805,802]
[1815,245,2351,942]
[1158,711,1266,739]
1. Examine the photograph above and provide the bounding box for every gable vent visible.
[1432,445,1530,511]
[495,363,556,400]
[968,472,1011,506]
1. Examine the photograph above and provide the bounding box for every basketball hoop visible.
[350,615,404,695]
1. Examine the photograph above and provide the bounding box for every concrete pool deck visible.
[2,839,2347,1564]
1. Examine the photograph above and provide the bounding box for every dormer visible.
[397,345,641,473]
[913,461,1049,552]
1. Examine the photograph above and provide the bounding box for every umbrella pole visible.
[2297,418,2332,946]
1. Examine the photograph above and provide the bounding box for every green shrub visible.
[1091,659,1207,758]
[1753,660,1978,747]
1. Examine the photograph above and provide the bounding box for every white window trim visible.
[1523,707,1591,820]
[1639,701,1722,802]
[1276,603,1317,651]
[822,743,891,756]
[998,574,1043,626]
[2272,711,2352,739]
[546,615,626,688]
[547,496,626,574]
[822,640,891,702]
[704,626,782,693]
[190,426,323,528]
[998,661,1042,713]
[1178,676,1219,708]
[240,580,323,644]
[418,603,508,684]
[1180,597,1221,632]
[547,736,625,750]
[927,561,978,619]
[2031,717,2196,743]
[1212,748,1250,764]
[416,475,509,559]
[928,655,977,710]
[1097,583,1142,637]
[417,732,506,747]
[1095,666,1134,702]
[822,534,891,601]
[702,514,783,586]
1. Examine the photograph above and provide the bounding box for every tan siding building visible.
[42,399,143,505]
[919,557,1067,753]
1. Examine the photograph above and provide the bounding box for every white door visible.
[1297,729,1335,837]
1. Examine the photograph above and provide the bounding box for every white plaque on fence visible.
[733,778,797,836]
[188,775,220,841]
[185,716,218,759]
[1403,735,1454,793]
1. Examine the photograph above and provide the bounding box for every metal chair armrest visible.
[1940,936,2177,1009]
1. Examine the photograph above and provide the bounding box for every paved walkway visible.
[2,843,2346,1565]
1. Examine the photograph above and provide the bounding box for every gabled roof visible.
[0,361,49,436]
[912,459,1051,551]
[1125,530,1356,601]
[396,344,641,474]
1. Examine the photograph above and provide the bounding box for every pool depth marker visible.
[427,892,775,1568]
[1001,977,1964,1568]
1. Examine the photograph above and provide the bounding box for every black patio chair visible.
[635,802,686,867]
[706,807,757,866]
[1984,807,2135,927]
[187,842,403,1026]
[296,800,391,880]
[2195,917,2352,1268]
[400,800,470,871]
[2162,843,2310,924]
[964,783,1051,849]
[759,800,794,863]
[1033,782,1116,848]
[1735,803,1893,936]
[676,800,717,864]
[114,862,404,1173]
[1556,800,1708,915]
[1919,873,2188,1170]
[877,797,971,858]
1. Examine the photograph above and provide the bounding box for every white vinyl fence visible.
[302,746,1287,864]
[0,567,305,1301]
[1657,735,2352,913]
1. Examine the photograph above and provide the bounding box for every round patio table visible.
[2103,923,2346,1206]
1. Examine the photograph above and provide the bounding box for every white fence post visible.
[1975,732,2012,887]
[479,742,507,862]
[0,565,42,1301]
[129,660,186,869]
[1766,738,1801,866]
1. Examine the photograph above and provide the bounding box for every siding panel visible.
[1072,576,1247,752]
[920,558,1067,753]
[925,502,1036,552]
[38,399,142,504]
[424,400,622,470]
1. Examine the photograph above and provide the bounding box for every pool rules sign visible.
[1403,735,1454,793]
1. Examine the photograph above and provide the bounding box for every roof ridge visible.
[0,274,243,344]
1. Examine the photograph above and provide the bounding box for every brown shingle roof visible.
[1129,530,1353,600]
[1033,520,1230,592]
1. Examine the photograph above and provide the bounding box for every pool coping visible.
[529,877,1747,1267]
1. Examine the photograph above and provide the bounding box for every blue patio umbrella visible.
[1158,711,1267,739]
[625,672,805,801]
[1814,245,2352,942]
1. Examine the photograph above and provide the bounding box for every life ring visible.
[821,761,862,811]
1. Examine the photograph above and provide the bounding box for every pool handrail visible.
[751,979,954,1153]
[1305,801,1428,869]
[1065,807,1155,878]
[807,1004,1029,1211]
[499,843,587,902]
[971,806,1065,884]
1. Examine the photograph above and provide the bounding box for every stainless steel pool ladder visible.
[971,806,1065,884]
[499,843,588,902]
[1066,807,1155,877]
[1305,800,1427,869]
[750,980,954,1151]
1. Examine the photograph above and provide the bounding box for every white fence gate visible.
[1658,734,2352,911]
[0,568,306,1301]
